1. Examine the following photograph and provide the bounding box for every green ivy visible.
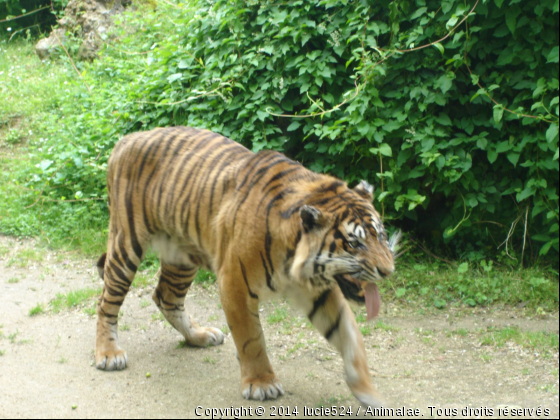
[27,0,559,264]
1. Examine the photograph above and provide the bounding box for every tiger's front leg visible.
[219,267,284,401]
[291,285,384,408]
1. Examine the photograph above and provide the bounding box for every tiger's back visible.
[96,126,397,406]
[106,127,251,267]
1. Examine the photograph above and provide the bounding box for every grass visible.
[383,260,559,313]
[317,395,348,407]
[176,340,188,349]
[28,303,45,316]
[0,41,108,255]
[83,303,97,317]
[7,249,43,268]
[8,330,19,344]
[50,288,102,313]
[7,277,19,283]
[480,326,559,356]
[151,313,165,322]
[131,274,153,289]
[267,307,288,324]
[446,328,469,338]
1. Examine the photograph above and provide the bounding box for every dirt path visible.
[0,235,558,419]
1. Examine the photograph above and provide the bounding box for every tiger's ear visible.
[354,180,374,200]
[299,205,325,232]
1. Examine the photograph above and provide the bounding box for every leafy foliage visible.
[17,0,560,264]
[0,0,67,39]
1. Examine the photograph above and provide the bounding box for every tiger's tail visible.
[96,253,107,280]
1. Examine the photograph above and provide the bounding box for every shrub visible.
[0,1,67,40]
[26,0,559,264]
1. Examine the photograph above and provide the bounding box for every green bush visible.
[0,0,67,39]
[25,0,559,264]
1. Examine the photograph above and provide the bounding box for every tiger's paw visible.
[95,347,128,371]
[353,390,384,409]
[241,374,285,401]
[186,327,224,347]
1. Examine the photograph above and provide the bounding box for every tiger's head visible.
[290,180,400,320]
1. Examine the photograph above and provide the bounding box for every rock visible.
[34,0,131,60]
[35,28,67,60]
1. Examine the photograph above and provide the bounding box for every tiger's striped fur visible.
[95,126,396,406]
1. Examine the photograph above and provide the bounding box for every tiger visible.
[95,126,399,407]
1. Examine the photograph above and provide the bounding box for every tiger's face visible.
[290,180,398,320]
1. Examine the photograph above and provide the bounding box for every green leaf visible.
[517,187,535,202]
[421,138,435,151]
[547,46,559,63]
[507,152,520,166]
[167,73,182,83]
[432,43,444,55]
[496,141,511,153]
[494,0,505,8]
[435,74,453,93]
[539,241,553,256]
[457,262,469,274]
[446,15,458,29]
[379,143,392,157]
[487,150,498,163]
[546,123,559,143]
[287,121,301,132]
[477,138,488,149]
[256,110,269,121]
[434,298,447,309]
[39,160,53,171]
[410,7,427,19]
[505,7,521,34]
[435,113,452,126]
[493,105,504,124]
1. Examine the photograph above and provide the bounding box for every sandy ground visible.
[0,235,558,419]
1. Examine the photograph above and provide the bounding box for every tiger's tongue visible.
[364,282,380,321]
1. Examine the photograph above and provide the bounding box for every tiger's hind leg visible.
[95,232,144,371]
[153,262,224,347]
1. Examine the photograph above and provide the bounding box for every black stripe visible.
[294,230,302,247]
[308,289,331,320]
[239,258,258,299]
[125,199,143,260]
[119,247,138,273]
[99,307,118,318]
[142,133,180,233]
[155,289,181,310]
[208,148,249,219]
[318,181,344,193]
[242,333,262,354]
[232,154,289,230]
[260,252,276,291]
[159,274,193,292]
[104,281,127,298]
[324,310,343,341]
[263,189,293,275]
